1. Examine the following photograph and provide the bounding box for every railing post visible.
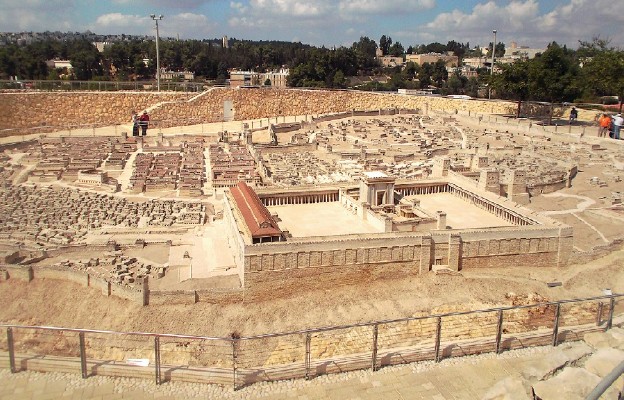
[371,324,379,371]
[232,339,238,391]
[495,310,504,354]
[597,302,604,326]
[7,327,16,373]
[607,297,615,330]
[552,303,561,347]
[434,316,442,363]
[79,332,88,379]
[305,332,311,380]
[154,336,161,385]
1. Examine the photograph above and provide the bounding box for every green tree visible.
[528,42,581,122]
[352,36,379,72]
[580,49,624,112]
[403,62,420,81]
[491,60,530,117]
[388,42,404,57]
[431,59,448,87]
[528,42,580,102]
[379,35,392,55]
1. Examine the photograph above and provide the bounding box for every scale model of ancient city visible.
[2,88,624,393]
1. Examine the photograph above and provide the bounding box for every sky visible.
[1,0,623,50]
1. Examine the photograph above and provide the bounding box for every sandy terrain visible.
[1,242,622,338]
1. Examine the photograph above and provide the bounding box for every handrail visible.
[585,360,624,400]
[2,293,620,390]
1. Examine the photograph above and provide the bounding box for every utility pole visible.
[150,14,164,91]
[489,29,497,100]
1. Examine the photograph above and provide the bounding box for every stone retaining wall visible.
[0,92,190,130]
[0,89,517,132]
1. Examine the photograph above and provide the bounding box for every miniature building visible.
[224,173,572,294]
[359,171,396,207]
[432,157,451,178]
[228,182,284,244]
[77,169,106,185]
[479,169,501,195]
[508,170,530,205]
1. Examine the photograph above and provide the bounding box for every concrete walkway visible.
[2,326,623,400]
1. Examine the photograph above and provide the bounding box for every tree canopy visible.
[2,33,624,109]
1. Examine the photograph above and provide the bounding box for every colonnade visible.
[396,184,449,196]
[260,191,339,206]
[447,184,533,226]
[396,183,535,226]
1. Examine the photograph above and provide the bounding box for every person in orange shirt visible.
[598,113,611,138]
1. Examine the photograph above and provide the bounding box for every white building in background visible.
[229,68,290,88]
[93,42,112,52]
[504,42,545,60]
[45,60,73,70]
[160,70,195,81]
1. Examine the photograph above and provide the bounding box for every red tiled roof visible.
[230,182,282,239]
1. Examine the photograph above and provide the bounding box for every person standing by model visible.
[139,111,150,136]
[569,107,578,124]
[598,113,610,137]
[131,111,139,136]
[613,113,623,140]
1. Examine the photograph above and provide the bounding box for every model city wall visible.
[0,89,516,133]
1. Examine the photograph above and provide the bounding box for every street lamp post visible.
[491,29,497,75]
[489,29,497,100]
[150,14,164,91]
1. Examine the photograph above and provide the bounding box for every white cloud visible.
[247,0,333,17]
[338,0,435,15]
[90,12,217,39]
[416,0,624,49]
[0,0,76,32]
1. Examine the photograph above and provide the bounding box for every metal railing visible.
[0,80,208,92]
[1,294,621,390]
[585,360,624,400]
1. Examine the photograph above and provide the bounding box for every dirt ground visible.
[1,243,622,338]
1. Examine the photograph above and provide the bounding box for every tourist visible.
[613,114,623,140]
[139,111,150,136]
[131,111,139,136]
[569,107,577,124]
[598,113,610,137]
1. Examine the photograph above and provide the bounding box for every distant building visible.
[406,53,458,67]
[377,56,404,68]
[229,69,290,88]
[45,60,73,70]
[223,36,229,49]
[261,68,289,88]
[160,70,195,81]
[462,57,488,69]
[504,42,545,60]
[92,41,112,52]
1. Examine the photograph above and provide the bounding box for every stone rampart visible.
[0,89,516,133]
[151,89,515,128]
[3,265,146,305]
[242,225,567,297]
[0,92,190,131]
[3,265,33,281]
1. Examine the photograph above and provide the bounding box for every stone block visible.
[483,377,532,400]
[584,348,624,378]
[532,368,601,400]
